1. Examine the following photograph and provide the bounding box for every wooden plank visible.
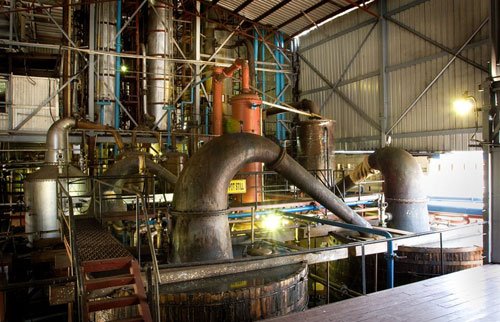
[265,265,500,322]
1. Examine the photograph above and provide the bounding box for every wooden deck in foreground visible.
[265,264,500,322]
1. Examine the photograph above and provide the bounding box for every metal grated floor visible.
[74,218,131,262]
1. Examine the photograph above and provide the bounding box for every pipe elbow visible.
[45,117,76,164]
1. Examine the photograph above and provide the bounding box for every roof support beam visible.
[387,17,489,135]
[234,0,253,13]
[386,16,488,73]
[255,0,293,22]
[298,53,381,131]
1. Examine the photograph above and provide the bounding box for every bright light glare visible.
[262,214,281,231]
[453,98,474,116]
[120,65,128,73]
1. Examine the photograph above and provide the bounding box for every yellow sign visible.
[228,180,246,194]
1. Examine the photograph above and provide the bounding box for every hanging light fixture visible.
[453,91,477,116]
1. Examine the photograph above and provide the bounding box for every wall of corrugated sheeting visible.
[298,0,490,151]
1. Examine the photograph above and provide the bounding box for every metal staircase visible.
[82,257,152,322]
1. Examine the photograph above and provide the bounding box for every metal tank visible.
[96,0,116,126]
[147,0,174,130]
[24,165,87,241]
[24,118,89,242]
[231,93,262,203]
[296,119,336,181]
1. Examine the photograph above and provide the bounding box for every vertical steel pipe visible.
[96,0,116,126]
[147,0,173,130]
[212,66,224,136]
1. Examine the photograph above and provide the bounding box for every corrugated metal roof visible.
[216,0,368,37]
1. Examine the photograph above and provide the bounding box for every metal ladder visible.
[81,256,152,322]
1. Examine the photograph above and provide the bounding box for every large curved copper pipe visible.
[171,133,372,263]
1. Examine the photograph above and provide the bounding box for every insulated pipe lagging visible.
[171,133,372,263]
[45,117,76,164]
[45,117,127,165]
[368,147,430,232]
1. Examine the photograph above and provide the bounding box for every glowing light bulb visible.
[454,98,474,116]
[262,214,281,231]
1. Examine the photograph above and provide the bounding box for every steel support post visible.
[194,1,201,151]
[379,0,389,146]
[487,0,500,263]
[88,4,95,121]
[62,0,72,117]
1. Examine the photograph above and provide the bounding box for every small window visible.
[0,80,6,114]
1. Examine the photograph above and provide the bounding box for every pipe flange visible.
[268,147,287,170]
[385,197,428,204]
[170,209,228,217]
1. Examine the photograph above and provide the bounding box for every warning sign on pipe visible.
[228,180,246,194]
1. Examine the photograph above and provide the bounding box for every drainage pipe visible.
[171,133,371,263]
[368,147,430,232]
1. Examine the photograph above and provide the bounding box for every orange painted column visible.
[231,93,262,203]
[212,67,224,136]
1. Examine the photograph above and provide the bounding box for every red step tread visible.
[87,295,140,312]
[85,274,135,291]
[108,317,144,322]
[82,257,133,273]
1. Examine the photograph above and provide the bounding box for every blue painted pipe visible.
[179,77,209,134]
[284,213,394,289]
[228,200,375,219]
[114,0,122,130]
[228,205,320,219]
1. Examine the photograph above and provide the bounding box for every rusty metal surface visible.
[75,218,131,262]
[368,147,430,232]
[296,119,336,172]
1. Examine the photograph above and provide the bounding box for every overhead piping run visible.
[45,117,126,164]
[261,100,321,118]
[264,99,321,117]
[211,58,250,135]
[335,147,430,232]
[171,133,372,263]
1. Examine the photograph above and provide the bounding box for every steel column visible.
[114,0,122,129]
[194,0,201,146]
[88,3,95,122]
[379,0,389,147]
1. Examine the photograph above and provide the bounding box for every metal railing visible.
[57,173,163,321]
[56,179,85,322]
[91,176,161,321]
